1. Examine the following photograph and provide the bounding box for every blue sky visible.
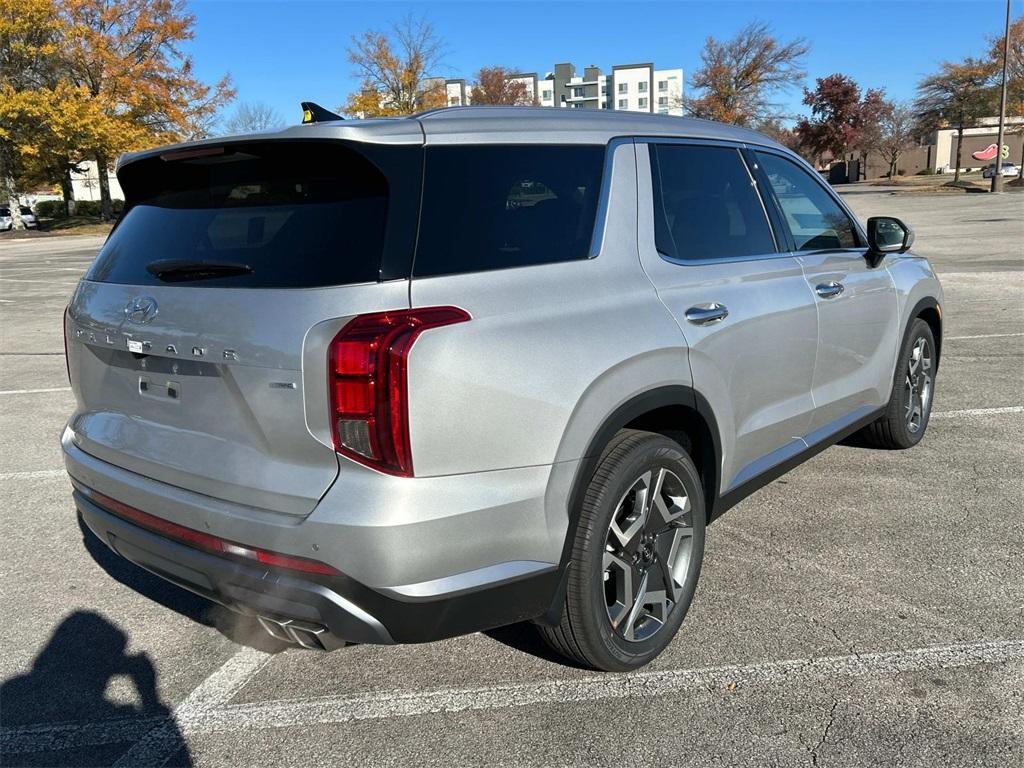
[186,0,1018,124]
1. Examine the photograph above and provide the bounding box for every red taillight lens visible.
[328,306,470,477]
[63,306,71,385]
[83,487,342,577]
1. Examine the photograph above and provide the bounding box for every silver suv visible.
[64,107,942,671]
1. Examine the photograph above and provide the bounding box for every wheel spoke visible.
[603,550,635,631]
[621,570,649,641]
[609,471,651,550]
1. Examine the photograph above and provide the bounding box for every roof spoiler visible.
[301,102,344,124]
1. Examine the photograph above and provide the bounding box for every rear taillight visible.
[63,306,71,385]
[328,307,470,477]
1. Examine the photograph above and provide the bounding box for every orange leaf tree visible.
[344,16,446,117]
[56,0,234,218]
[2,0,234,220]
[686,21,809,128]
[915,58,999,182]
[469,67,532,106]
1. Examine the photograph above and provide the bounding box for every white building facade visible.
[440,61,683,115]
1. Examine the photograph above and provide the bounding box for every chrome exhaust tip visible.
[257,615,333,650]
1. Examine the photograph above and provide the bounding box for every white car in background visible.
[982,162,1019,179]
[0,205,39,230]
[19,206,38,228]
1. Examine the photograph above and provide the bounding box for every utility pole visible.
[991,0,1011,192]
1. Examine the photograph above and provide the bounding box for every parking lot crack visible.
[809,699,840,766]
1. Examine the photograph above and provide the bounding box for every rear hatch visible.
[66,138,422,516]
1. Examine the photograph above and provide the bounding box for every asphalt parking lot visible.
[1,191,1022,767]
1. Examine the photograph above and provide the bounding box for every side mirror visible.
[866,216,914,265]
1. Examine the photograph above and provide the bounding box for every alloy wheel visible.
[603,467,694,642]
[904,337,933,434]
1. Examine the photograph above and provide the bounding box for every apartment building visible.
[439,61,683,116]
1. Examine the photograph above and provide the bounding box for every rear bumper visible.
[76,490,392,648]
[64,427,568,646]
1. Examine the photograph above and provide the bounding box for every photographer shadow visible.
[0,611,193,767]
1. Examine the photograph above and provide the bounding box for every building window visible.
[542,89,553,100]
[639,97,648,109]
[658,80,668,92]
[449,97,460,106]
[617,98,628,109]
[601,85,608,95]
[658,96,668,107]
[638,81,648,93]
[658,108,668,115]
[573,87,585,98]
[618,82,628,94]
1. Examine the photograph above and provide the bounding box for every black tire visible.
[538,429,706,671]
[859,318,937,449]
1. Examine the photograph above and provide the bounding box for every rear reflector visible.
[82,487,342,577]
[328,306,470,476]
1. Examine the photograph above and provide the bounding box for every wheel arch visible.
[564,385,723,543]
[910,296,942,369]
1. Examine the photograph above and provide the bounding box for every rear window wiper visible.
[145,259,254,282]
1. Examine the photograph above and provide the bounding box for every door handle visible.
[815,281,844,299]
[684,303,729,325]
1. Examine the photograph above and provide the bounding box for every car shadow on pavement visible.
[0,611,194,767]
[77,512,288,654]
[483,623,591,669]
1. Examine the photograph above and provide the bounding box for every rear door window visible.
[414,145,605,277]
[755,151,861,251]
[87,142,403,288]
[650,144,777,261]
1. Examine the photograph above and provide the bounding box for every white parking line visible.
[2,639,1021,755]
[112,647,272,767]
[931,406,1024,418]
[946,332,1024,340]
[0,387,71,395]
[0,469,66,480]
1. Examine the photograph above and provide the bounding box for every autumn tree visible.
[469,66,532,105]
[345,16,446,117]
[223,101,284,135]
[756,117,806,156]
[56,0,234,219]
[988,16,1024,180]
[873,101,917,179]
[915,58,998,182]
[796,74,886,178]
[686,21,809,127]
[0,0,64,225]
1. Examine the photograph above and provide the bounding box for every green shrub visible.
[34,200,67,218]
[33,198,125,218]
[917,168,936,175]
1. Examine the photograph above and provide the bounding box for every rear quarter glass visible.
[87,141,421,289]
[413,144,606,278]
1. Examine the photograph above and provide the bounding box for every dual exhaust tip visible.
[257,615,339,651]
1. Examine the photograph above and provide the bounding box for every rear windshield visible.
[87,142,391,288]
[414,145,605,277]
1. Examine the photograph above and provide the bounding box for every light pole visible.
[991,0,1011,192]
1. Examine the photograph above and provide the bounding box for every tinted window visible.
[414,145,604,277]
[87,143,390,288]
[650,144,776,261]
[756,152,860,250]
